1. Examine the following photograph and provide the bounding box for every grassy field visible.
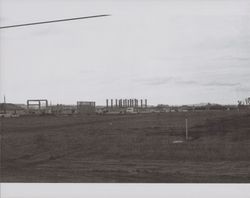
[1,111,250,182]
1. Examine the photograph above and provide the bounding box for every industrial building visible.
[77,101,96,114]
[27,99,49,114]
[105,98,148,113]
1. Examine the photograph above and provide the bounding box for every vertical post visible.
[3,95,6,114]
[115,99,118,107]
[111,99,113,109]
[145,99,147,108]
[185,118,188,140]
[45,100,48,113]
[106,99,109,108]
[141,99,143,108]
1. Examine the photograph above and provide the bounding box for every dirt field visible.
[1,111,250,182]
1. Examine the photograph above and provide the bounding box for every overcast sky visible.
[0,0,250,105]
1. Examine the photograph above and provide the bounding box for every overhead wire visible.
[0,14,110,29]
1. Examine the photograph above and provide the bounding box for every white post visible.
[3,95,6,114]
[185,118,188,140]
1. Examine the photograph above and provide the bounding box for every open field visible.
[1,111,250,182]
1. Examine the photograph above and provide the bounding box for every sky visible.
[0,0,250,106]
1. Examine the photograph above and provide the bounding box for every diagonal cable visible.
[0,14,110,29]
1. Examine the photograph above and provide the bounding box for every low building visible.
[77,101,96,114]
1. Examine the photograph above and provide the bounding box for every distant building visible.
[77,101,96,114]
[126,107,135,113]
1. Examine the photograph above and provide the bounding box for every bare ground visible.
[1,111,250,182]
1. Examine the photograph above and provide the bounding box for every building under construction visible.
[105,99,148,113]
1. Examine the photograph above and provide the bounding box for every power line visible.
[0,14,110,29]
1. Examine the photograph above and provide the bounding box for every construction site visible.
[0,96,250,182]
[1,97,250,117]
[0,0,249,185]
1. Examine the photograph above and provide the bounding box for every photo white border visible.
[1,183,250,198]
